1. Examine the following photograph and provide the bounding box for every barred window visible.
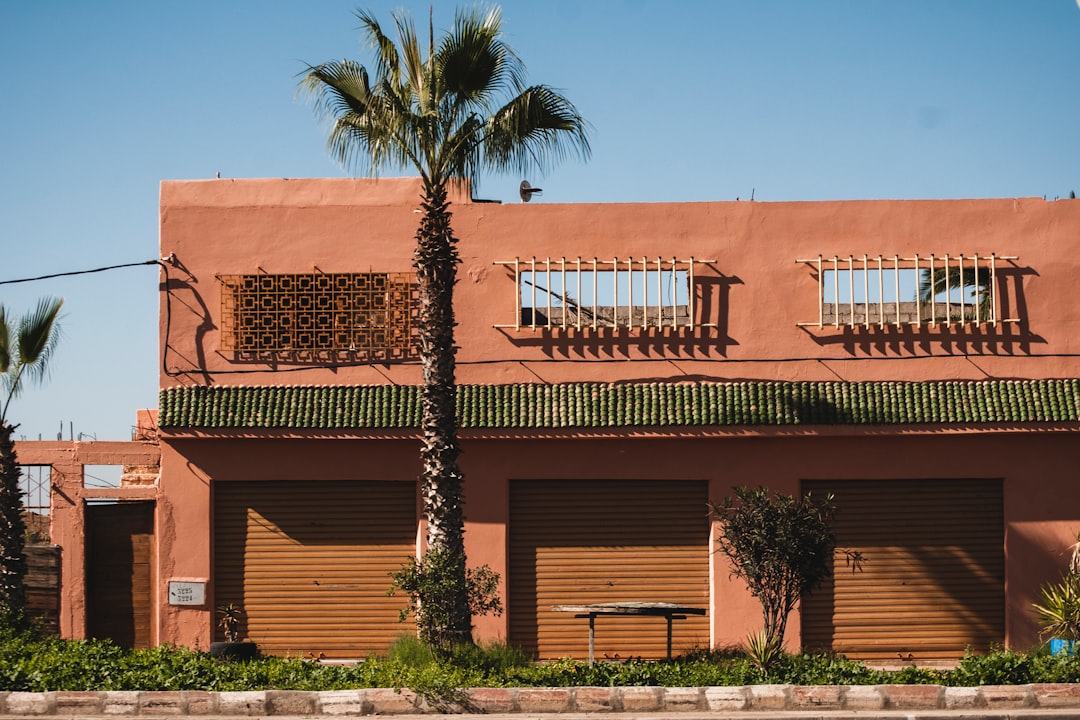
[493,257,716,331]
[218,272,417,359]
[796,254,1018,328]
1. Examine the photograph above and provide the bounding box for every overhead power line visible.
[0,259,161,286]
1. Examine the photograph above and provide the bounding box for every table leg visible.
[588,613,596,666]
[666,615,673,660]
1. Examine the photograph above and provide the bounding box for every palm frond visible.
[745,628,786,671]
[355,9,402,89]
[16,297,62,381]
[483,85,591,175]
[300,60,372,121]
[1033,572,1080,641]
[389,11,427,113]
[0,297,62,423]
[301,6,589,191]
[0,306,10,375]
[918,266,992,302]
[439,6,524,111]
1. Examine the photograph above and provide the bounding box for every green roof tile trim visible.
[158,379,1080,430]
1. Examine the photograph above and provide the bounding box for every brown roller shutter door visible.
[510,479,710,659]
[214,480,416,659]
[802,478,1004,662]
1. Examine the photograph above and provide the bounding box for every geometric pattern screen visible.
[218,272,418,360]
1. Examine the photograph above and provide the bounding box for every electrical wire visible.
[11,259,1080,381]
[0,260,160,285]
[1,257,176,377]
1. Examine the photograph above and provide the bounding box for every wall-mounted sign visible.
[168,580,206,606]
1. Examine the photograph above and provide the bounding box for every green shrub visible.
[1028,648,1080,683]
[6,627,1080,690]
[710,487,838,650]
[448,639,530,673]
[769,652,885,686]
[886,663,947,685]
[946,648,1034,686]
[386,633,436,667]
[388,547,502,657]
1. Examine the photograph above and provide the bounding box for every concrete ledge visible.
[1,685,1080,715]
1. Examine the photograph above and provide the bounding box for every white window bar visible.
[814,255,824,327]
[847,256,855,330]
[530,257,538,330]
[795,253,1019,329]
[972,254,979,325]
[592,257,599,330]
[494,256,717,330]
[576,257,583,330]
[513,257,521,331]
[929,253,937,325]
[958,254,966,325]
[688,256,696,329]
[893,254,901,329]
[877,255,886,327]
[546,257,553,331]
[656,257,663,328]
[559,257,568,330]
[990,254,998,327]
[913,255,921,326]
[831,257,840,328]
[944,253,953,326]
[617,257,626,325]
[861,254,869,329]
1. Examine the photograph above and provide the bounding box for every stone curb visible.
[0,685,1079,715]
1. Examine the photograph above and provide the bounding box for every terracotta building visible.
[24,177,1080,662]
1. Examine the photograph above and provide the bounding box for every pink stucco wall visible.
[16,437,160,640]
[149,178,1080,653]
[160,177,1080,388]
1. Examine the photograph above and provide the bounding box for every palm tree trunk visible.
[414,182,471,646]
[0,422,27,617]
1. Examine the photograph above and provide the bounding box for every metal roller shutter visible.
[509,479,709,660]
[801,478,1004,662]
[214,480,416,659]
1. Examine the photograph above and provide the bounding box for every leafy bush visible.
[388,547,503,657]
[386,633,436,668]
[947,648,1034,686]
[710,486,838,649]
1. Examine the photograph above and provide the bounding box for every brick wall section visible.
[1,685,1080,715]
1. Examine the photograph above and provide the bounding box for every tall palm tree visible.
[0,297,63,617]
[301,6,589,649]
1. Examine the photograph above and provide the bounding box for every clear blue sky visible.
[1,1,1078,442]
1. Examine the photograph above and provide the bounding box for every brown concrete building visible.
[21,177,1080,662]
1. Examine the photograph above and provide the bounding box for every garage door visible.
[215,480,416,659]
[509,479,709,659]
[801,478,1004,662]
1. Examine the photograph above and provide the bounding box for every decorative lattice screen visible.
[218,272,417,359]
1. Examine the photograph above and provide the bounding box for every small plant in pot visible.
[209,603,258,660]
[1032,531,1080,655]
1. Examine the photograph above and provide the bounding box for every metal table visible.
[552,601,706,664]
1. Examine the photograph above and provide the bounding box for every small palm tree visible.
[918,266,993,319]
[301,6,589,652]
[1032,532,1080,645]
[0,297,63,617]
